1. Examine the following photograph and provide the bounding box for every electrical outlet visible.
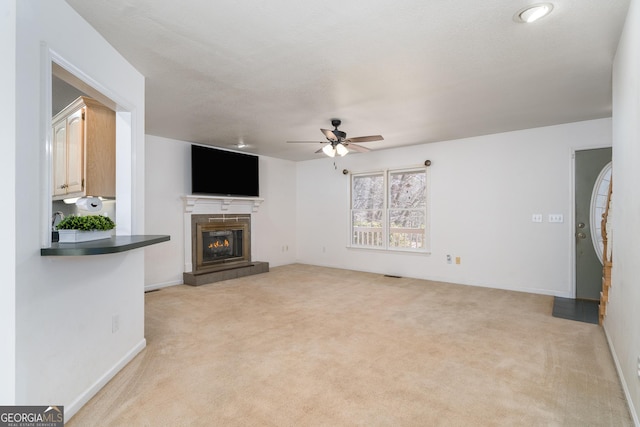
[446,255,452,264]
[112,313,120,333]
[455,257,461,265]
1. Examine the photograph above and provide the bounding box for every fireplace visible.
[192,214,251,273]
[183,195,269,286]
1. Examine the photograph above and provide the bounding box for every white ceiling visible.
[64,0,630,161]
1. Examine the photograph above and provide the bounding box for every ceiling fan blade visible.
[346,143,371,153]
[345,135,384,143]
[286,140,324,144]
[321,128,338,141]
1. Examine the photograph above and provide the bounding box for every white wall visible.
[252,149,298,267]
[297,119,611,296]
[145,136,190,288]
[0,0,17,404]
[607,0,640,423]
[144,135,297,289]
[11,0,146,418]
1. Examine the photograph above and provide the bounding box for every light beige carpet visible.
[68,264,632,426]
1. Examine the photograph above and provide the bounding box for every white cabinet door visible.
[65,108,85,195]
[52,119,67,197]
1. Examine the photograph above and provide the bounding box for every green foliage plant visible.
[56,215,115,231]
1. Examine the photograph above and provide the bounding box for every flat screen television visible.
[191,145,259,197]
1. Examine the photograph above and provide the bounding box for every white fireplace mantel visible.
[183,195,264,214]
[182,195,264,273]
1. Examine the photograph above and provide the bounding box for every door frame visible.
[570,145,613,299]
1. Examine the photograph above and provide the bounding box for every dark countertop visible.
[41,235,170,256]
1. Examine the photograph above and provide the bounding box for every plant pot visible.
[57,229,113,243]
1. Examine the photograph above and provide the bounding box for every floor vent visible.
[383,274,402,279]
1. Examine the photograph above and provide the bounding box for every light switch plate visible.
[548,214,564,223]
[532,214,543,223]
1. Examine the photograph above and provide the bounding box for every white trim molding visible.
[184,195,264,214]
[603,325,640,427]
[65,339,146,421]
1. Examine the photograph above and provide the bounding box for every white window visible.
[351,173,385,248]
[350,168,429,252]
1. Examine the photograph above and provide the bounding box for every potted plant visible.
[56,214,115,243]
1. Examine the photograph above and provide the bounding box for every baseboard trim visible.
[603,324,640,426]
[65,338,147,420]
[295,262,571,297]
[144,279,182,292]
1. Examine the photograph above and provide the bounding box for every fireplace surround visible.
[183,195,269,286]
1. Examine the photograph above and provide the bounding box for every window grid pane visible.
[352,174,384,210]
[389,209,425,249]
[352,209,384,247]
[389,171,426,209]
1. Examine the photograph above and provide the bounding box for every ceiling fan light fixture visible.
[287,119,383,156]
[322,143,336,157]
[515,3,553,23]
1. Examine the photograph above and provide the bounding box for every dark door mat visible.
[552,297,599,324]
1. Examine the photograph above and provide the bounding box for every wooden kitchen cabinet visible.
[52,96,115,200]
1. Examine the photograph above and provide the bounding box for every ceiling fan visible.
[287,119,383,157]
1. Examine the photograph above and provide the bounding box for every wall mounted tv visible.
[191,145,259,197]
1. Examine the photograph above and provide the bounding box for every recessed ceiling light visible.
[514,3,553,23]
